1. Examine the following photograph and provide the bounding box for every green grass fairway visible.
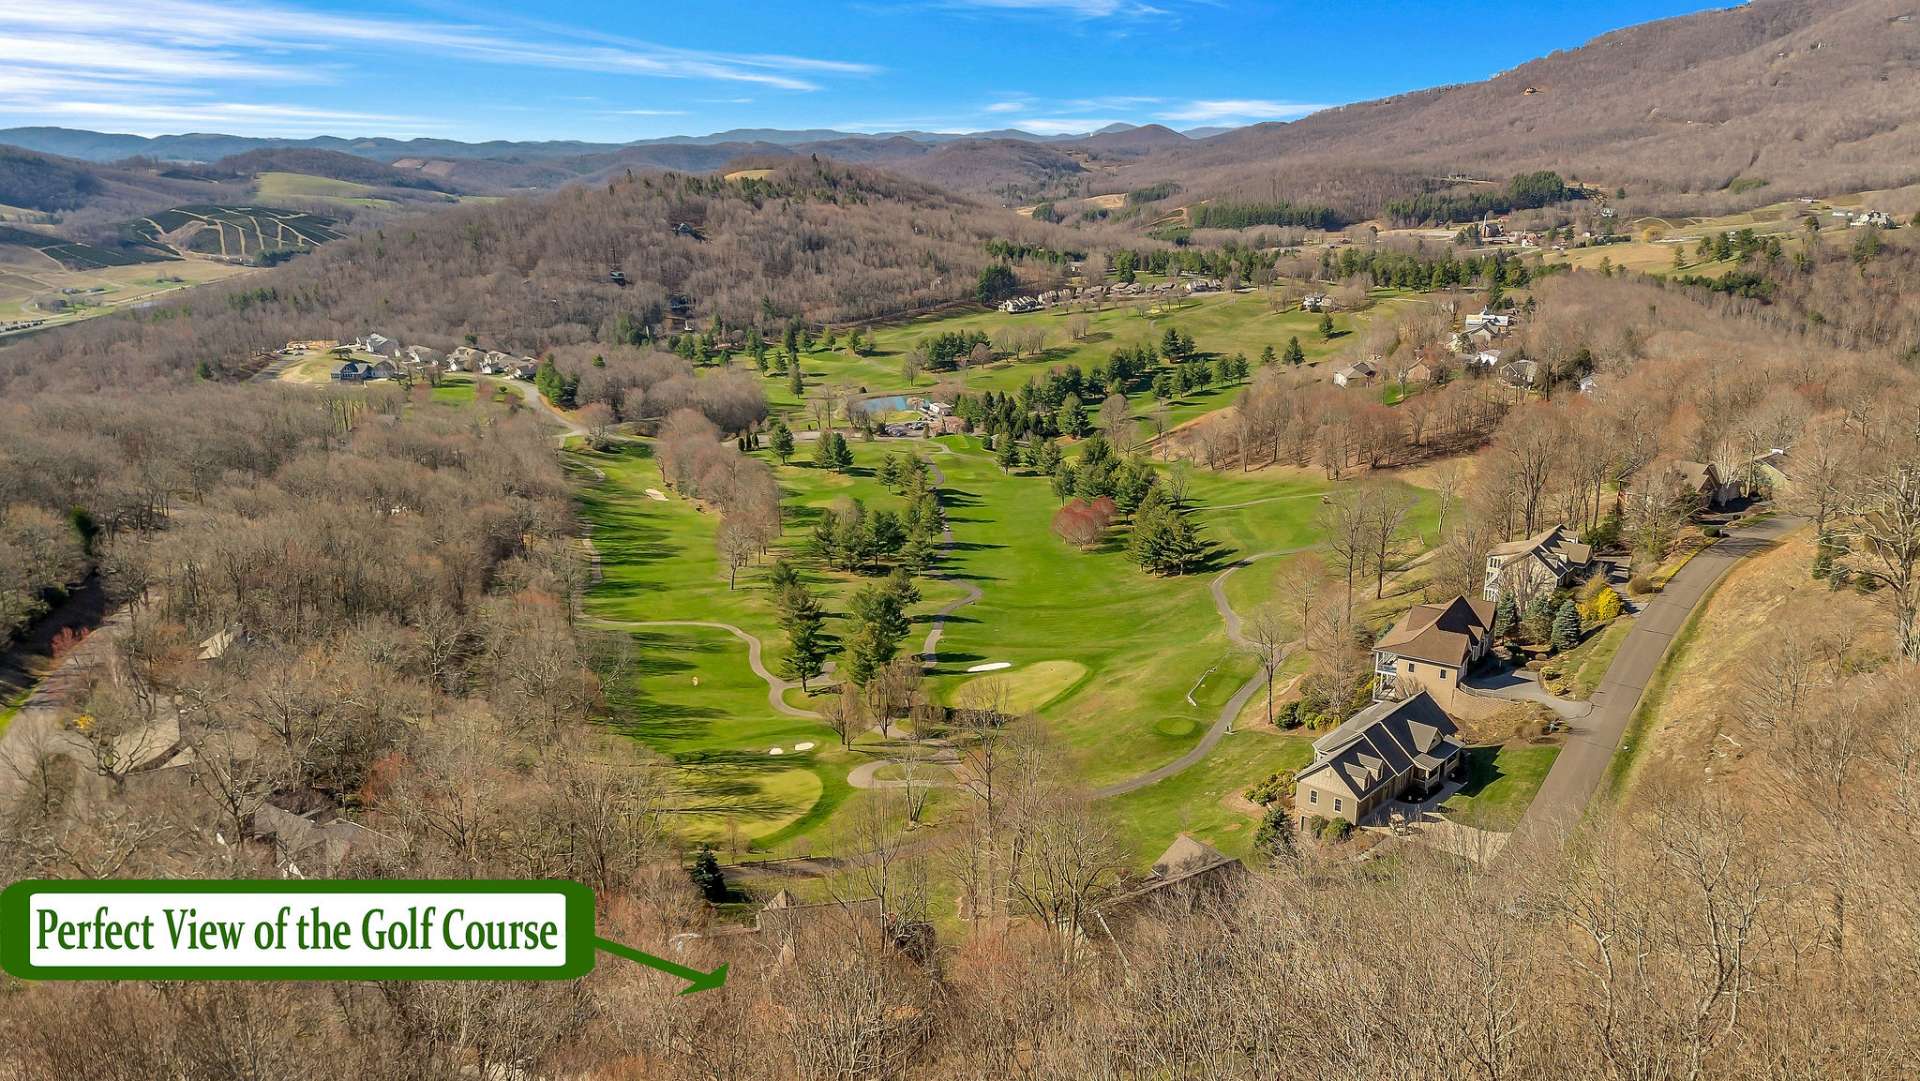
[1106,729,1314,862]
[1440,744,1560,830]
[577,429,1440,863]
[734,288,1415,427]
[945,659,1087,713]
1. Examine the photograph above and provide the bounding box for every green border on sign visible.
[0,878,596,982]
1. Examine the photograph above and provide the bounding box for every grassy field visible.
[575,426,1446,865]
[0,255,254,330]
[1440,743,1561,830]
[739,287,1417,428]
[255,171,395,209]
[1106,728,1314,862]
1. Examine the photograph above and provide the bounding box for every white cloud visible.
[0,0,876,137]
[1157,99,1331,123]
[983,101,1027,114]
[1015,117,1128,135]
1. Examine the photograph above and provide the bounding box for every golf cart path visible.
[588,618,818,719]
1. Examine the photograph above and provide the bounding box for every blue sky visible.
[1,0,1732,142]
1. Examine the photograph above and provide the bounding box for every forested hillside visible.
[0,160,1097,394]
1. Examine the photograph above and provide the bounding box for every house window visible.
[1308,790,1318,804]
[1334,798,1344,813]
[1406,662,1417,673]
[1439,669,1450,680]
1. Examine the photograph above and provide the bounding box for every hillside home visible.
[1301,292,1333,312]
[1483,524,1594,605]
[1401,360,1435,383]
[405,345,444,366]
[331,360,373,383]
[1746,449,1792,497]
[357,333,399,357]
[1671,460,1739,510]
[1501,358,1539,388]
[1294,692,1466,828]
[1372,595,1495,710]
[1465,309,1512,332]
[1332,357,1379,387]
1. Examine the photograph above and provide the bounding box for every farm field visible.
[574,428,1444,864]
[741,287,1416,428]
[0,254,255,330]
[254,171,397,209]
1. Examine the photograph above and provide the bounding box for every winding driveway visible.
[587,617,818,719]
[1509,514,1801,845]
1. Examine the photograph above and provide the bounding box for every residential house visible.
[1464,309,1512,333]
[1671,460,1739,510]
[1094,835,1247,923]
[1401,360,1435,384]
[1332,357,1379,387]
[283,339,339,354]
[357,333,399,357]
[364,358,398,380]
[331,360,373,383]
[405,344,444,367]
[1467,348,1503,369]
[510,361,539,380]
[1483,524,1595,605]
[1500,358,1539,388]
[1577,374,1601,396]
[479,350,514,375]
[1294,692,1467,828]
[1746,449,1792,498]
[447,346,481,371]
[1301,292,1333,312]
[1372,595,1495,711]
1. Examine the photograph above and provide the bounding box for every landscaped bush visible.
[1317,818,1354,842]
[1628,573,1654,595]
[1245,770,1291,806]
[1703,525,1723,538]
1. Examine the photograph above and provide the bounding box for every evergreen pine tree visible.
[688,844,728,902]
[1551,600,1582,653]
[769,421,795,464]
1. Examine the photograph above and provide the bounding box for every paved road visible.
[1510,516,1801,844]
[587,617,819,719]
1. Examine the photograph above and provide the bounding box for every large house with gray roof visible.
[1482,524,1594,607]
[1294,692,1466,828]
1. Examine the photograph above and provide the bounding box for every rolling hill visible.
[1116,0,1920,215]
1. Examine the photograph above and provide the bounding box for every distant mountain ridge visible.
[0,123,1196,165]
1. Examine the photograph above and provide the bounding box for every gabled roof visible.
[1487,525,1593,579]
[1298,692,1463,801]
[1151,834,1235,879]
[1375,595,1494,667]
[1672,460,1721,492]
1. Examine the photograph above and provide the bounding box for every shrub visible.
[1628,573,1654,595]
[1317,818,1354,842]
[1254,805,1296,860]
[1245,770,1290,806]
[1276,699,1304,729]
[1703,525,1723,538]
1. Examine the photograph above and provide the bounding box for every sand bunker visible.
[768,747,784,755]
[645,488,667,501]
[966,661,1012,672]
[794,742,815,751]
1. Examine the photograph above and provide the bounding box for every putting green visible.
[1154,716,1200,738]
[946,659,1088,714]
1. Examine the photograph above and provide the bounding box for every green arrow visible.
[593,936,729,995]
